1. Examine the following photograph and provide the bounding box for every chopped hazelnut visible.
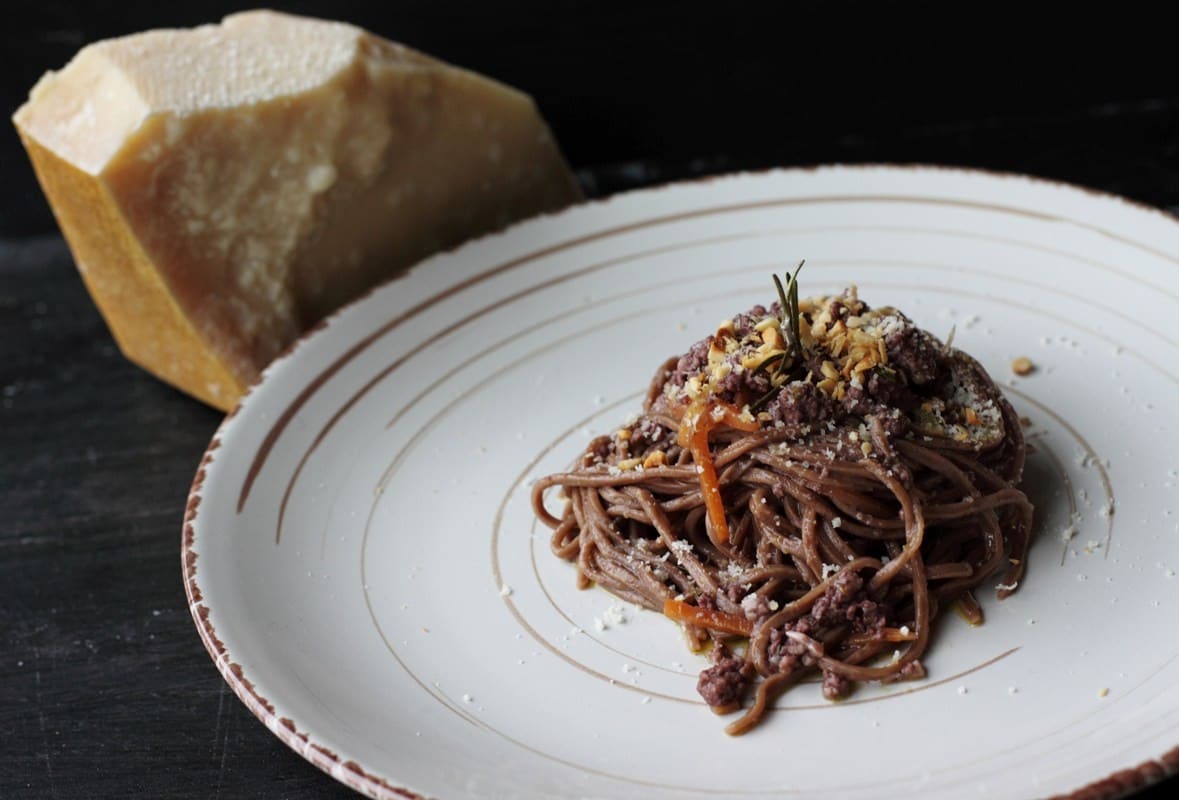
[642,451,667,469]
[1011,356,1035,376]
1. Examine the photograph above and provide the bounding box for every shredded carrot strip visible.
[689,422,729,546]
[663,597,753,637]
[675,399,760,446]
[674,398,759,545]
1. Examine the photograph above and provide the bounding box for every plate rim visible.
[181,162,1179,800]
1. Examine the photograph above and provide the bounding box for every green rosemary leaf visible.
[786,259,804,360]
[749,386,778,413]
[748,262,811,407]
[772,259,806,382]
[772,273,789,322]
[750,351,787,374]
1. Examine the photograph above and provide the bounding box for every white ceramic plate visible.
[184,165,1179,799]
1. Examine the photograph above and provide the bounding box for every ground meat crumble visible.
[663,288,956,440]
[697,647,754,708]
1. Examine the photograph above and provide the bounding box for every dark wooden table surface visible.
[3,3,1179,798]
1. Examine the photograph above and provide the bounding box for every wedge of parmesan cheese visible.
[13,10,582,409]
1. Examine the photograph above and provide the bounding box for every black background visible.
[2,1,1178,797]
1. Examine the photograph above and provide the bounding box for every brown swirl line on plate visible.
[828,224,1179,307]
[480,324,1156,792]
[505,370,1159,797]
[182,443,428,800]
[370,273,808,496]
[348,267,1145,790]
[189,459,1176,800]
[787,248,1179,354]
[474,285,1130,706]
[357,382,1027,793]
[362,353,1169,800]
[200,440,1150,777]
[353,490,491,734]
[291,231,1175,548]
[188,194,1179,799]
[236,188,1179,520]
[1022,425,1081,569]
[279,252,1173,553]
[356,280,1121,702]
[340,268,713,585]
[496,377,1161,796]
[360,328,700,696]
[999,622,1179,798]
[236,196,874,514]
[362,271,1140,600]
[1018,401,1114,568]
[1002,387,1116,561]
[354,270,1143,673]
[375,256,788,446]
[265,231,775,541]
[214,200,1179,796]
[195,318,1155,799]
[342,284,1055,789]
[366,269,859,497]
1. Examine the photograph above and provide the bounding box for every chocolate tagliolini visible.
[533,266,1033,733]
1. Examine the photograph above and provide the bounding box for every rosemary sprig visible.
[750,261,808,413]
[747,354,787,413]
[770,259,805,381]
[781,258,805,366]
[749,384,779,413]
[772,272,790,325]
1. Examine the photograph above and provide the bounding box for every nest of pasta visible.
[533,272,1033,734]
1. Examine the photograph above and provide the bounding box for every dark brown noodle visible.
[532,349,1032,734]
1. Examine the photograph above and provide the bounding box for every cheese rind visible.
[14,10,582,410]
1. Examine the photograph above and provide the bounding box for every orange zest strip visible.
[675,398,759,546]
[663,597,753,638]
[688,426,730,546]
